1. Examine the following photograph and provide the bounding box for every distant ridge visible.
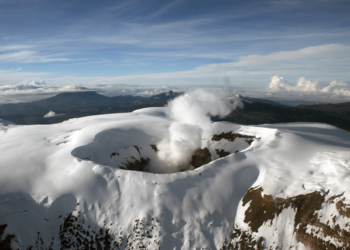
[238,95,284,106]
[298,101,350,115]
[1,91,350,132]
[41,91,147,108]
[215,97,350,132]
[0,91,180,125]
[0,91,144,113]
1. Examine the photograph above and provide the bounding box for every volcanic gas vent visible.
[71,126,260,174]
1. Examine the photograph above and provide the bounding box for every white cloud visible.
[0,80,88,94]
[0,68,49,85]
[266,75,350,97]
[0,50,72,63]
[230,44,350,70]
[266,76,319,92]
[320,80,347,93]
[1,44,349,91]
[43,111,64,118]
[28,80,46,87]
[69,44,350,85]
[288,78,319,92]
[266,75,286,92]
[44,111,57,118]
[0,45,33,52]
[331,87,350,97]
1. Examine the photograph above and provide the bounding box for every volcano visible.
[1,106,350,249]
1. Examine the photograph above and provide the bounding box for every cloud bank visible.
[0,80,88,94]
[266,76,350,97]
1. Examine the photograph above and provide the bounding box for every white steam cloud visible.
[266,75,350,96]
[155,89,241,172]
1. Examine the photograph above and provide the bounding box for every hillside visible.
[0,91,181,124]
[216,98,350,132]
[299,102,350,115]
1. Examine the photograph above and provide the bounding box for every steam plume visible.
[156,89,241,172]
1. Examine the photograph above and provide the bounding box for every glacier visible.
[1,107,350,249]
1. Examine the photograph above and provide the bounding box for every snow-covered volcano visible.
[1,105,350,249]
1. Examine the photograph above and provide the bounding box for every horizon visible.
[2,2,350,247]
[1,0,350,104]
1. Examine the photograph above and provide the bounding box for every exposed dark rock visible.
[226,186,350,250]
[150,145,158,153]
[242,186,324,232]
[0,224,17,250]
[119,157,150,172]
[110,152,119,158]
[59,213,114,250]
[212,132,259,145]
[215,149,231,158]
[133,146,140,155]
[190,148,211,169]
[225,227,264,250]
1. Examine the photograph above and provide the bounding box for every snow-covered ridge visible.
[1,107,350,249]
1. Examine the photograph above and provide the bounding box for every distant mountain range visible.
[0,91,349,132]
[0,91,181,125]
[216,96,350,132]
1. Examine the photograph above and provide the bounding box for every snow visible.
[306,224,343,247]
[251,123,350,198]
[44,111,64,118]
[1,106,350,249]
[257,206,298,249]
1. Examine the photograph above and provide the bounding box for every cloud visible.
[232,44,350,69]
[1,43,349,94]
[266,76,319,92]
[320,81,350,96]
[44,111,60,118]
[198,44,350,79]
[0,45,34,52]
[320,80,347,93]
[155,89,241,172]
[0,80,88,94]
[0,43,349,88]
[134,89,167,96]
[51,44,350,86]
[44,111,64,118]
[0,50,72,63]
[266,75,350,96]
[0,68,49,85]
[266,75,286,92]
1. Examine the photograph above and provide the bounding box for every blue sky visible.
[0,0,350,93]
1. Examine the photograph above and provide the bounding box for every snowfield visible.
[1,106,350,249]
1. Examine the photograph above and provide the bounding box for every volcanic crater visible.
[71,129,260,174]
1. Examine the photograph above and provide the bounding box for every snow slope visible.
[1,107,350,249]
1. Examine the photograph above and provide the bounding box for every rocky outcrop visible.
[0,225,16,250]
[211,132,259,145]
[190,148,212,169]
[225,186,350,250]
